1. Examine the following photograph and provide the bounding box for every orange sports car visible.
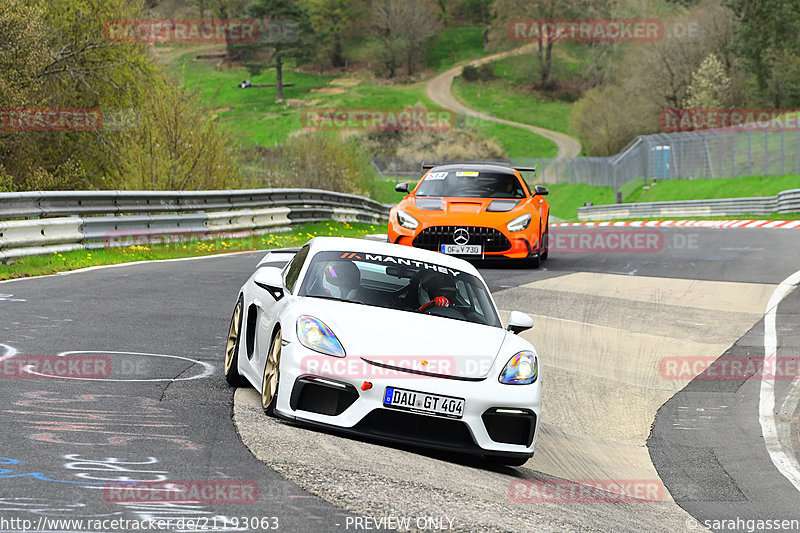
[388,162,550,267]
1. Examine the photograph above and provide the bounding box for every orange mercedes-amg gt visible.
[388,162,550,267]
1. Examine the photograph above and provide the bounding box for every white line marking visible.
[779,377,800,455]
[19,350,215,382]
[0,344,18,362]
[0,249,265,286]
[759,268,800,492]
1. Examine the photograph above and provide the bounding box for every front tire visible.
[540,218,549,260]
[224,295,248,387]
[261,329,282,416]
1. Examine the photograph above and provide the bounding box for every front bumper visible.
[388,221,539,260]
[273,346,542,458]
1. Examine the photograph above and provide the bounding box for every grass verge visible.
[451,54,577,138]
[0,221,377,281]
[622,175,800,204]
[568,213,800,223]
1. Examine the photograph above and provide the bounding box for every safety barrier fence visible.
[577,188,800,221]
[0,189,391,260]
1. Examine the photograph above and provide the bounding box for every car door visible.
[251,245,311,378]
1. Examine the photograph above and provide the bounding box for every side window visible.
[520,176,532,197]
[283,245,310,293]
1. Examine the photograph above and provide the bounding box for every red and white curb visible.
[554,220,800,229]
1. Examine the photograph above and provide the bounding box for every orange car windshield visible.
[416,171,526,199]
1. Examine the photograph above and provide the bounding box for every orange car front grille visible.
[412,226,511,253]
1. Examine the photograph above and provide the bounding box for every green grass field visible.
[426,25,489,71]
[544,183,615,220]
[451,54,578,139]
[467,118,558,158]
[165,43,558,164]
[622,174,800,204]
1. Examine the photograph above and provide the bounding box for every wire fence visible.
[372,129,800,193]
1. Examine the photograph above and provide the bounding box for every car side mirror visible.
[507,311,534,334]
[254,266,285,300]
[395,182,409,193]
[533,185,549,196]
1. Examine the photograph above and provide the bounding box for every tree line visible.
[2,0,798,191]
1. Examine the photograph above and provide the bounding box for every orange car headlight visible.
[397,210,419,230]
[507,213,531,232]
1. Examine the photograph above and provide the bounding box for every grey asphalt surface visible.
[0,225,798,532]
[649,286,800,532]
[0,254,354,532]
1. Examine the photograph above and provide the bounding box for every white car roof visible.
[306,237,483,277]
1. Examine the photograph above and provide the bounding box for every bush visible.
[247,132,377,197]
[109,79,241,190]
[462,64,495,82]
[360,128,506,161]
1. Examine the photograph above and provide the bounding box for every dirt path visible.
[426,44,582,159]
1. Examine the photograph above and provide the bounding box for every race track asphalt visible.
[0,225,798,532]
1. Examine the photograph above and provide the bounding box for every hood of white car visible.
[295,298,507,379]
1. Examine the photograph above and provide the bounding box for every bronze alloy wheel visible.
[261,329,282,414]
[224,296,247,386]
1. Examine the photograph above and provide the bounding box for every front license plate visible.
[383,387,465,419]
[440,244,482,255]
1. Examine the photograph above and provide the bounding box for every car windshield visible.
[298,250,501,327]
[415,170,526,198]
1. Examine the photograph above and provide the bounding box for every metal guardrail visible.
[0,189,391,260]
[577,188,800,221]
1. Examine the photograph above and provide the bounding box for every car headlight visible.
[397,210,419,230]
[296,315,345,357]
[499,351,538,384]
[507,213,531,232]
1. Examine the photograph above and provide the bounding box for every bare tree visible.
[372,0,440,77]
[492,0,589,88]
[570,1,740,155]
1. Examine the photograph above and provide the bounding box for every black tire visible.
[224,295,248,387]
[526,254,541,269]
[261,328,282,416]
[540,218,549,260]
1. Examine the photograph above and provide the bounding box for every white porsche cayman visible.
[224,237,541,465]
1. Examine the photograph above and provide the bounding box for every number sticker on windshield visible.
[426,172,448,180]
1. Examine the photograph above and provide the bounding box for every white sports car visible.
[224,237,541,465]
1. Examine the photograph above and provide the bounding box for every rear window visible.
[416,170,526,199]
